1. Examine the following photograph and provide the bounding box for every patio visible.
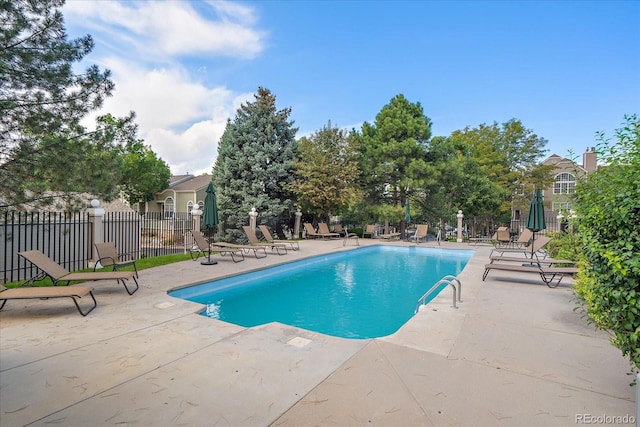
[0,239,636,426]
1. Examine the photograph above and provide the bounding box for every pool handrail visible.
[415,275,462,313]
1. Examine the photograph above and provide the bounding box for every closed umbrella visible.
[201,182,220,265]
[526,187,546,258]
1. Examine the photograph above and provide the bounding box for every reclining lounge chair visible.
[490,235,552,259]
[0,284,97,316]
[482,261,578,288]
[362,224,376,238]
[94,242,139,277]
[212,241,268,259]
[242,226,288,255]
[304,223,338,239]
[412,224,429,243]
[190,230,245,262]
[258,225,300,250]
[19,250,139,295]
[318,223,341,239]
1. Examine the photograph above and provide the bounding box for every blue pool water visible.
[170,246,473,339]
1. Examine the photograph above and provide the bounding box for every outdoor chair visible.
[258,225,300,250]
[212,241,268,259]
[18,250,139,295]
[304,223,338,239]
[491,235,552,259]
[482,261,577,288]
[493,226,512,247]
[412,224,429,243]
[332,224,346,237]
[511,229,533,248]
[94,242,138,277]
[242,226,288,255]
[317,223,341,239]
[0,284,97,316]
[362,224,376,238]
[190,230,245,263]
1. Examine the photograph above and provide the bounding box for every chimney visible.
[583,147,597,173]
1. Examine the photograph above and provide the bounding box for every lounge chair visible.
[304,223,337,239]
[512,229,533,248]
[493,226,512,247]
[482,262,578,288]
[412,224,429,243]
[332,224,346,237]
[212,241,268,259]
[491,235,552,259]
[94,242,139,277]
[0,284,97,316]
[318,223,341,239]
[378,232,401,240]
[362,224,376,238]
[488,254,575,266]
[242,226,287,255]
[190,230,244,262]
[258,225,299,250]
[18,250,139,295]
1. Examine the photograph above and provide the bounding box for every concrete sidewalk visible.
[0,240,636,426]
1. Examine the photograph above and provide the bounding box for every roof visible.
[169,174,212,192]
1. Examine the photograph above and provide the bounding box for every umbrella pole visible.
[530,232,535,259]
[201,228,218,265]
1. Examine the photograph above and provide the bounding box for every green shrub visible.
[572,114,640,377]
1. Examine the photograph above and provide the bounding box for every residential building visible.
[139,174,212,217]
[511,148,597,231]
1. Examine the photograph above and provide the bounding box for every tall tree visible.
[212,87,298,242]
[113,114,171,206]
[449,119,552,222]
[420,136,505,236]
[289,122,362,221]
[0,0,115,209]
[358,94,432,235]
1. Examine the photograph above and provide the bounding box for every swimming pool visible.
[170,245,473,339]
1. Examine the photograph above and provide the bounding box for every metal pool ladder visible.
[415,275,462,313]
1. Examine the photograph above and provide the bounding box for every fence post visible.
[456,210,464,243]
[88,199,105,266]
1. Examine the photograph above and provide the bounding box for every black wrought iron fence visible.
[1,210,195,284]
[1,211,90,284]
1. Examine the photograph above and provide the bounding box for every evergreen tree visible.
[0,0,115,209]
[358,94,432,235]
[212,87,298,242]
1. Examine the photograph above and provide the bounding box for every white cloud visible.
[64,0,265,59]
[93,58,252,175]
[63,1,265,175]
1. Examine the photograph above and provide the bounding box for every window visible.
[163,197,174,218]
[552,202,571,212]
[187,201,194,215]
[553,173,575,194]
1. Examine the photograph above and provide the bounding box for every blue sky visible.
[63,1,640,175]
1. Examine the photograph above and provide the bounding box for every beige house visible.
[140,174,212,217]
[511,148,597,231]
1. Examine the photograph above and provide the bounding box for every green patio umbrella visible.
[201,181,220,265]
[526,187,546,258]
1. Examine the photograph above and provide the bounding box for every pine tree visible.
[0,0,114,209]
[212,87,298,241]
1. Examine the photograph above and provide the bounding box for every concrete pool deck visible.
[0,239,636,426]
